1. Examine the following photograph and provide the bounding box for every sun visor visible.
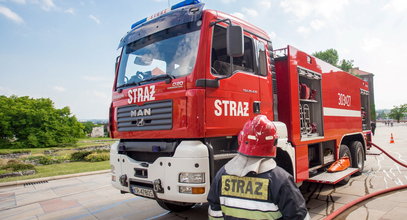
[118,3,204,49]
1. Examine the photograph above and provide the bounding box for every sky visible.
[0,0,406,119]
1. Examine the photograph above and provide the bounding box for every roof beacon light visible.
[130,0,201,29]
[171,0,200,10]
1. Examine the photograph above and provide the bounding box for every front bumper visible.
[110,140,210,203]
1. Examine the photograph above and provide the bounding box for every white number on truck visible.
[338,93,351,107]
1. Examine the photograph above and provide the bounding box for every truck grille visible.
[117,100,172,131]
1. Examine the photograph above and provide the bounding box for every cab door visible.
[205,25,261,137]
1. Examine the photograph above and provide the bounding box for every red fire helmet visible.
[238,115,278,157]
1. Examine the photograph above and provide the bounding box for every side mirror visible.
[227,25,244,57]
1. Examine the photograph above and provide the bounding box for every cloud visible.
[310,19,325,30]
[40,0,56,11]
[268,31,277,39]
[297,26,310,35]
[64,8,75,15]
[242,7,258,17]
[8,0,57,11]
[231,12,245,20]
[361,37,383,52]
[0,86,14,96]
[53,86,66,92]
[383,0,407,12]
[280,0,349,20]
[259,0,272,9]
[0,6,24,24]
[10,0,26,4]
[89,14,100,24]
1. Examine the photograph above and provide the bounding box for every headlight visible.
[179,172,205,183]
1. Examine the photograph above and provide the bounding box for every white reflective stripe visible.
[323,107,361,117]
[265,136,274,140]
[248,135,257,140]
[220,196,279,212]
[208,206,223,217]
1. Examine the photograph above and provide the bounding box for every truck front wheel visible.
[156,199,194,212]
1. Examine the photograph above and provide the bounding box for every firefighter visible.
[207,115,309,220]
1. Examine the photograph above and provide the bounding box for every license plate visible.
[131,185,154,198]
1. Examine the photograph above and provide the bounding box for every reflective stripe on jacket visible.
[208,166,308,220]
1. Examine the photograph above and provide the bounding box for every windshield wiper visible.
[117,81,140,89]
[138,74,175,85]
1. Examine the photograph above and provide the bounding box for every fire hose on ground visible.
[324,142,407,220]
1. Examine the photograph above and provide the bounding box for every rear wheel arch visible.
[340,133,366,160]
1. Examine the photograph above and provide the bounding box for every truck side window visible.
[211,25,255,75]
[257,41,267,76]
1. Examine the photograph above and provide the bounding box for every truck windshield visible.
[117,22,201,88]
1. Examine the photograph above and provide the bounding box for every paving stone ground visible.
[0,123,406,220]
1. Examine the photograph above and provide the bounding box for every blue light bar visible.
[130,0,201,29]
[171,0,200,10]
[131,18,147,29]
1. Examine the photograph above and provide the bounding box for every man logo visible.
[135,118,145,127]
[130,108,152,117]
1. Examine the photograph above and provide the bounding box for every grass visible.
[0,161,110,183]
[0,137,114,183]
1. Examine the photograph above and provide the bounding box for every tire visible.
[338,144,352,185]
[156,200,194,212]
[350,141,365,176]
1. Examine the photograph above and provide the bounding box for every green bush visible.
[70,151,92,161]
[26,155,54,165]
[0,150,31,155]
[85,152,110,162]
[2,160,36,172]
[95,149,110,153]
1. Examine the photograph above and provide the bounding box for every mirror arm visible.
[210,18,231,27]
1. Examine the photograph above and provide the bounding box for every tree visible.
[339,59,354,72]
[81,121,95,135]
[312,49,338,66]
[312,49,354,72]
[388,104,407,123]
[0,95,84,148]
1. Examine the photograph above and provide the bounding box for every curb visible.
[0,169,110,188]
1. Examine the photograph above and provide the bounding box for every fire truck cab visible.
[109,0,371,211]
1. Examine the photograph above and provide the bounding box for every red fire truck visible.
[109,0,372,211]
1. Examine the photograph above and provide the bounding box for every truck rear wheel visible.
[338,144,352,185]
[156,200,194,212]
[350,141,364,176]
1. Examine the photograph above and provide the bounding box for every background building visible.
[350,68,376,121]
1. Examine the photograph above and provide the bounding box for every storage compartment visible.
[360,90,370,130]
[308,140,335,173]
[298,67,324,139]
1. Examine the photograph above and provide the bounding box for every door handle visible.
[253,101,261,114]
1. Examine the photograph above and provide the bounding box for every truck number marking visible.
[214,99,249,117]
[338,93,351,107]
[128,85,156,104]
